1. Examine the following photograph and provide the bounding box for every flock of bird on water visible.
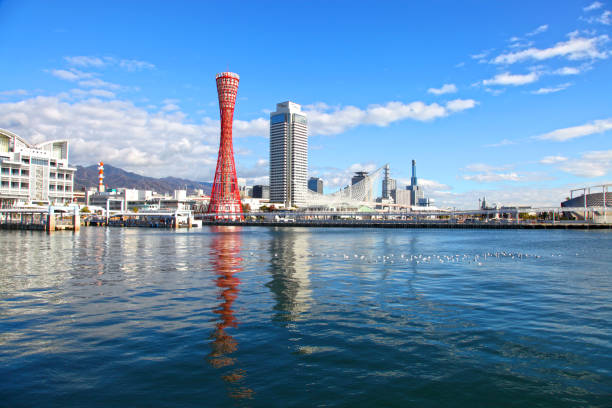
[241,251,573,266]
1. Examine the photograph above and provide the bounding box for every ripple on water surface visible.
[0,227,611,407]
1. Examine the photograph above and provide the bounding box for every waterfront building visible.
[0,128,75,208]
[252,185,269,199]
[351,171,373,202]
[87,188,205,212]
[238,184,253,198]
[406,160,424,205]
[308,177,323,194]
[207,72,243,220]
[269,101,308,208]
[391,189,411,206]
[561,183,611,223]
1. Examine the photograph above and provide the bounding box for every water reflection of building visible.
[207,226,253,400]
[267,230,312,322]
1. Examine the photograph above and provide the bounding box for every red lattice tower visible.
[208,72,243,220]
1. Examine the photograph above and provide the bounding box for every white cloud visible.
[119,59,156,71]
[526,24,549,37]
[0,91,478,182]
[50,69,122,90]
[463,172,523,182]
[78,78,121,90]
[560,149,612,177]
[236,158,269,185]
[0,95,267,181]
[553,66,581,75]
[161,103,180,112]
[64,55,156,71]
[531,83,571,94]
[51,69,93,81]
[509,40,535,49]
[464,163,512,172]
[70,88,116,99]
[595,10,611,25]
[536,118,612,141]
[0,89,28,96]
[414,178,452,191]
[482,72,539,86]
[233,118,269,137]
[427,83,457,95]
[64,56,106,67]
[584,2,604,11]
[446,99,477,112]
[461,163,527,183]
[491,34,609,64]
[486,139,516,147]
[484,88,505,96]
[304,99,478,136]
[540,155,568,164]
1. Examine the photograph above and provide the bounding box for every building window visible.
[31,158,49,166]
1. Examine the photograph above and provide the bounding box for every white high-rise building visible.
[269,101,308,208]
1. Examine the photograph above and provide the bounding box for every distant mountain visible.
[74,164,212,194]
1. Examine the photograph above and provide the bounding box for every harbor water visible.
[1,227,611,407]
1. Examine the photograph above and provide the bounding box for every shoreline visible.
[201,220,612,230]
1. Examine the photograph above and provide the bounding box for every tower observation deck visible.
[207,72,243,220]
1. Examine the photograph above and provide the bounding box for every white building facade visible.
[269,101,308,208]
[0,128,75,208]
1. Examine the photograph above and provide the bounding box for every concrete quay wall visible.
[201,220,612,230]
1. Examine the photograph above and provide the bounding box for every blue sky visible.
[0,0,611,207]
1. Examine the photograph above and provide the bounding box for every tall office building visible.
[308,177,323,194]
[269,101,308,207]
[406,159,424,205]
[382,164,396,199]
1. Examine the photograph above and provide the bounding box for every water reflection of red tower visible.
[208,226,253,399]
[207,72,243,220]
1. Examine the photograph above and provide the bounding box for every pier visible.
[0,206,80,232]
[85,210,197,229]
[199,207,612,230]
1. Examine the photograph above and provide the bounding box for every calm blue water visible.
[1,226,611,407]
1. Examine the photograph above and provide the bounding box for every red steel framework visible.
[207,72,243,220]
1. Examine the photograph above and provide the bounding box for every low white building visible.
[0,128,75,208]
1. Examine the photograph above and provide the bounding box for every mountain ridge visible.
[74,164,213,194]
